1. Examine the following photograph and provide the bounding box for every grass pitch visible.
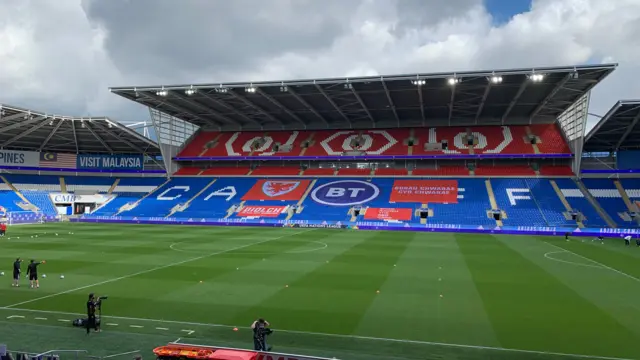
[1,223,640,360]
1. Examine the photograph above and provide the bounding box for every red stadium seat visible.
[539,165,573,176]
[412,166,469,176]
[179,131,219,157]
[337,168,371,176]
[303,168,335,176]
[474,165,535,176]
[375,168,409,176]
[177,125,571,159]
[174,167,202,176]
[200,167,250,176]
[251,166,301,176]
[529,124,571,154]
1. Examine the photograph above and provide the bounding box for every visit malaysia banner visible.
[389,180,458,203]
[242,179,311,201]
[237,206,287,217]
[77,154,144,170]
[0,150,40,167]
[364,208,413,221]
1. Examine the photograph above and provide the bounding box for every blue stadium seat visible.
[523,178,575,227]
[554,179,607,228]
[491,178,548,227]
[582,179,638,228]
[429,179,495,226]
[123,177,212,217]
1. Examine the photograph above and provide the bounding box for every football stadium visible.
[2,63,640,360]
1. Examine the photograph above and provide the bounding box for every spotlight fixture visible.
[530,73,545,82]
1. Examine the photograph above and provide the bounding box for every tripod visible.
[96,301,103,330]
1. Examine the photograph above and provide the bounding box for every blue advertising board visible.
[77,154,144,170]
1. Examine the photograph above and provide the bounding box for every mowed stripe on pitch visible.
[3,229,316,308]
[457,233,640,359]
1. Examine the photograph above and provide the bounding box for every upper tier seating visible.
[178,125,571,159]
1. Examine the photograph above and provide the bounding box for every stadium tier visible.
[3,174,639,229]
[175,124,571,159]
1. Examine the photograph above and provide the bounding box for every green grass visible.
[1,223,640,360]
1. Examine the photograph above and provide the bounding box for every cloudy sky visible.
[1,0,639,131]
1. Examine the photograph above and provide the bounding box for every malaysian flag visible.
[39,152,77,168]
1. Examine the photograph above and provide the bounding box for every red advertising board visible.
[364,208,413,221]
[242,179,311,201]
[389,180,458,203]
[237,206,287,217]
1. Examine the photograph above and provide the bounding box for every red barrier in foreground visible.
[154,343,336,360]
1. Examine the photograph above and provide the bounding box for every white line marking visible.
[6,315,24,319]
[130,325,143,328]
[0,307,632,360]
[34,317,47,320]
[181,329,195,335]
[5,229,314,308]
[156,327,169,331]
[544,251,604,269]
[57,319,69,322]
[547,242,640,283]
[103,351,141,359]
[106,323,119,326]
[170,239,328,255]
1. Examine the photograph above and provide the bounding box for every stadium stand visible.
[554,178,608,228]
[176,125,571,159]
[582,178,639,228]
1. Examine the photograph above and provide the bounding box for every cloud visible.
[0,0,638,132]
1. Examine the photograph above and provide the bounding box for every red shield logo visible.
[262,181,300,197]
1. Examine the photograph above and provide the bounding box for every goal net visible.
[3,211,47,225]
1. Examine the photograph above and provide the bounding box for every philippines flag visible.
[39,152,77,168]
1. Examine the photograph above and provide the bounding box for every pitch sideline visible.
[0,306,634,360]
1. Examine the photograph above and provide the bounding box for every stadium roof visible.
[110,64,616,131]
[584,100,640,153]
[0,104,161,155]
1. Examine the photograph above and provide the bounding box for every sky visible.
[0,0,639,133]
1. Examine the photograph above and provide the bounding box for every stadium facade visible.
[2,63,640,234]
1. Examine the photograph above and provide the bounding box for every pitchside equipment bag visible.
[72,317,101,327]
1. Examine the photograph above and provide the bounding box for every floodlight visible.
[246,87,256,93]
[411,80,426,86]
[490,76,503,84]
[185,88,197,95]
[530,74,544,82]
[156,90,168,96]
[448,77,459,85]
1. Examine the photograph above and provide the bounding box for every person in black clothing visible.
[86,293,100,334]
[26,260,43,289]
[12,258,22,287]
[565,232,571,241]
[251,318,271,351]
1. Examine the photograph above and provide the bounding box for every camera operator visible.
[251,318,272,351]
[86,293,101,334]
